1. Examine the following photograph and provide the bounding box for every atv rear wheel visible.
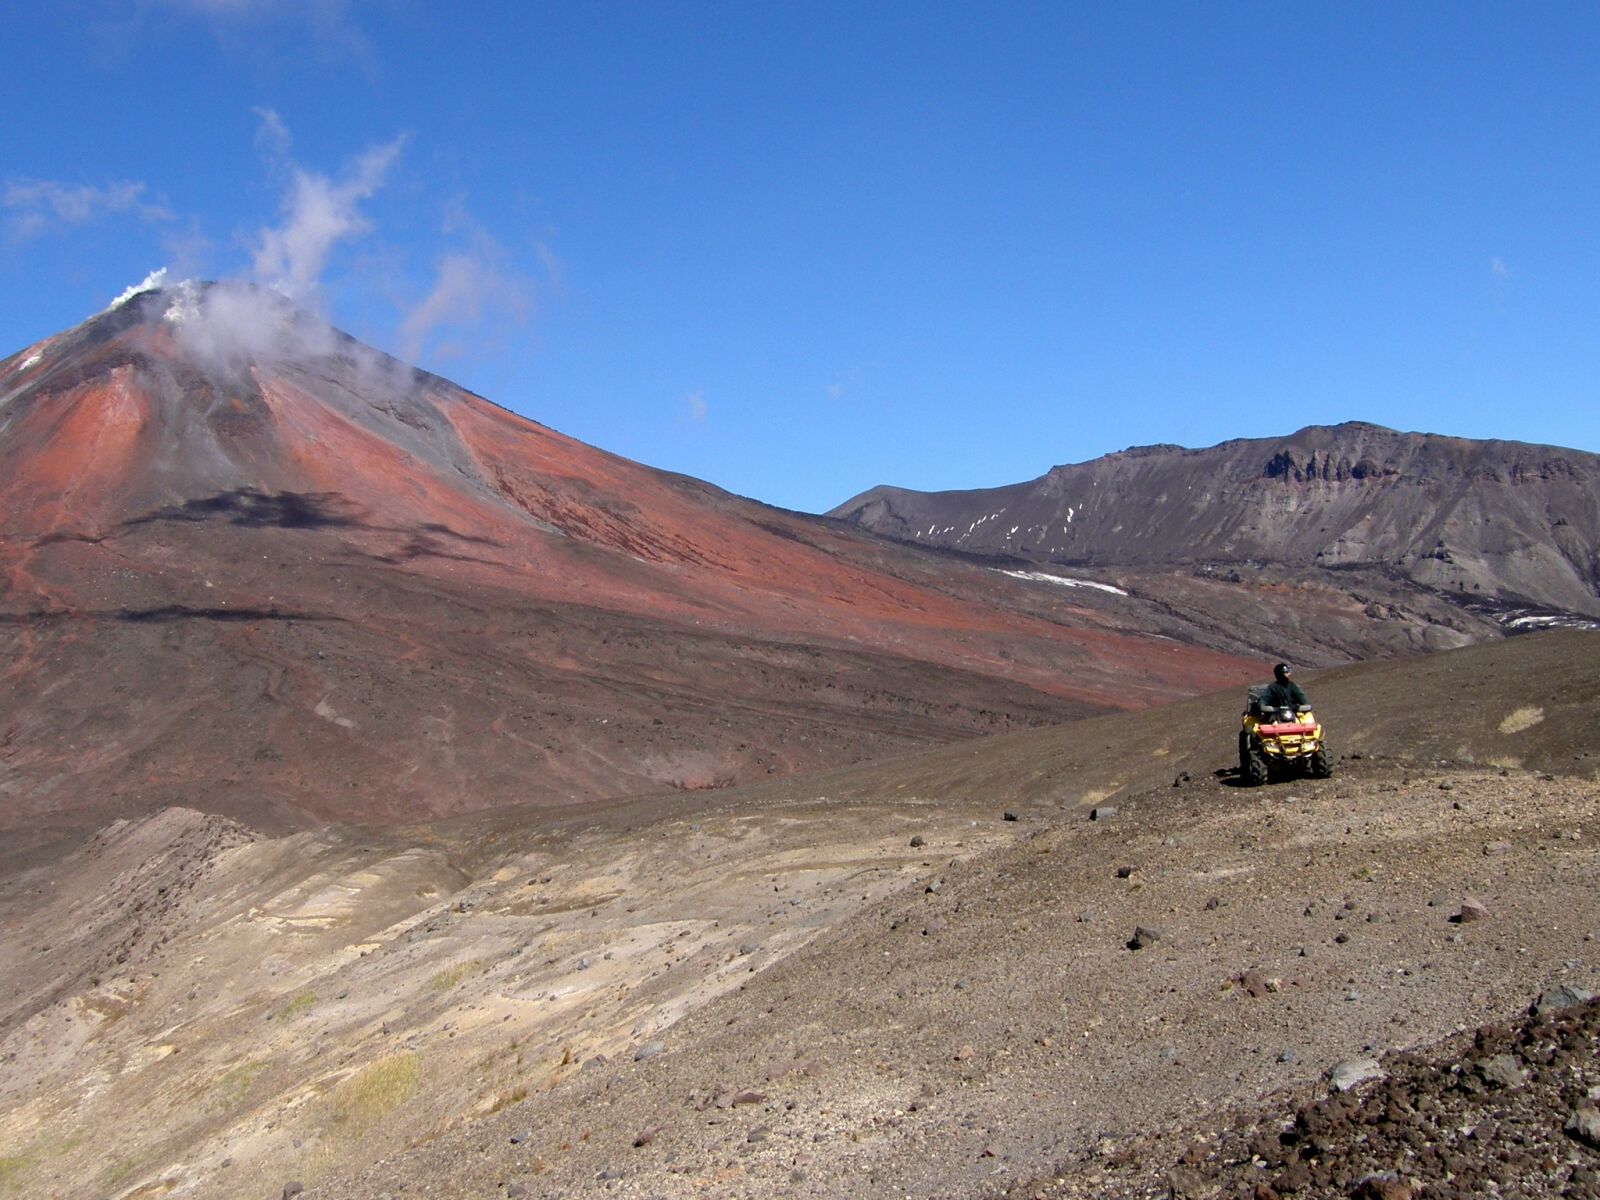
[1239,733,1268,786]
[1308,748,1332,779]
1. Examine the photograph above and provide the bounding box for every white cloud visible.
[399,250,528,364]
[253,105,293,166]
[1490,256,1511,281]
[250,115,406,301]
[686,391,708,422]
[2,178,171,241]
[394,201,539,367]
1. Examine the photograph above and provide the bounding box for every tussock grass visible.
[0,1155,32,1192]
[480,1085,529,1116]
[213,1061,267,1109]
[1499,705,1545,735]
[274,991,316,1022]
[102,1153,148,1186]
[330,1053,420,1128]
[427,960,484,992]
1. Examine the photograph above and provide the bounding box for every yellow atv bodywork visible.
[1239,688,1332,785]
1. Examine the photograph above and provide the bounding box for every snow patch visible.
[107,268,169,310]
[1503,613,1600,632]
[995,569,1127,596]
[17,352,41,371]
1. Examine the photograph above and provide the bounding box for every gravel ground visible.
[312,757,1600,1200]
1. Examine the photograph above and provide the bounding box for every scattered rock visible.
[954,1043,974,1062]
[1237,969,1272,998]
[1172,772,1190,787]
[909,834,926,848]
[1533,984,1597,1018]
[632,1124,660,1148]
[1128,925,1162,951]
[1476,1054,1526,1090]
[1090,805,1119,821]
[1352,1172,1415,1200]
[922,917,948,936]
[763,1057,820,1081]
[1003,811,1020,822]
[281,1185,304,1200]
[1115,864,1134,879]
[1482,840,1512,856]
[1166,1164,1209,1197]
[737,941,760,955]
[1568,1104,1600,1150]
[634,1040,666,1062]
[747,1125,770,1143]
[1327,1058,1385,1092]
[1450,896,1491,924]
[506,1185,527,1198]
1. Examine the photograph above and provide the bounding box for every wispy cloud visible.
[399,250,529,365]
[140,0,376,71]
[250,108,406,301]
[685,391,708,422]
[393,198,540,366]
[1490,256,1511,281]
[1,178,172,242]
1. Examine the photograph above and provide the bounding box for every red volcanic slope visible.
[0,284,1254,841]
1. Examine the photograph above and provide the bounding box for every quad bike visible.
[1239,686,1332,785]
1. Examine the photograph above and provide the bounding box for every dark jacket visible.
[1263,680,1309,712]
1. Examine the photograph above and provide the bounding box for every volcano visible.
[0,283,1253,847]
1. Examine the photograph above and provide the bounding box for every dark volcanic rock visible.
[831,423,1600,621]
[831,424,1600,664]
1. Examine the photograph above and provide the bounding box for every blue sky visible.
[2,3,1596,513]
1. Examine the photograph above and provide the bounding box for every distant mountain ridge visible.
[831,422,1600,620]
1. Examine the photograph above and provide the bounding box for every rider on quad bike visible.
[1239,663,1331,785]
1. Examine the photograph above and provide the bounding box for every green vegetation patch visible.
[330,1053,421,1128]
[0,1155,32,1192]
[214,1061,268,1109]
[427,960,484,992]
[274,991,317,1022]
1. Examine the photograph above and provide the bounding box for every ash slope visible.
[831,422,1600,630]
[0,284,1253,842]
[0,629,1594,1200]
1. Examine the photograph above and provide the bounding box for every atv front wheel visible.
[1239,734,1268,787]
[1308,748,1332,779]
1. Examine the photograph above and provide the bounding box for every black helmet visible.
[1273,662,1292,681]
